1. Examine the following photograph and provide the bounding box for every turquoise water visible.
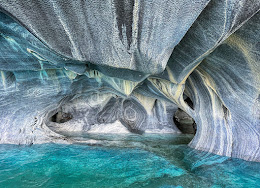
[0,134,259,187]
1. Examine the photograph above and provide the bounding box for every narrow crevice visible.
[222,105,228,119]
[184,96,194,110]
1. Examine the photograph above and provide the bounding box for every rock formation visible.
[0,0,259,161]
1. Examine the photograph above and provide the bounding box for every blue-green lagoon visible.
[0,134,259,187]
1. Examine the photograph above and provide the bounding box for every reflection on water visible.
[0,133,259,187]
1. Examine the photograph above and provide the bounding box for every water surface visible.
[0,134,259,187]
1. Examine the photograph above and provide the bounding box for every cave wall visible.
[46,93,180,134]
[0,0,259,161]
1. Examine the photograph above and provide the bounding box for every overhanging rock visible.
[0,0,259,162]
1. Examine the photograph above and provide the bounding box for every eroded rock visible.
[0,1,259,162]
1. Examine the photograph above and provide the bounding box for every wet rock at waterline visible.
[0,1,259,162]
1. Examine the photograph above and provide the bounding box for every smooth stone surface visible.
[0,1,259,162]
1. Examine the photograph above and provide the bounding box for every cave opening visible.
[50,111,73,123]
[174,108,196,135]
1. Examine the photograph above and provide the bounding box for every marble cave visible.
[0,1,259,187]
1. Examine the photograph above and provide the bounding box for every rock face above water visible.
[0,1,259,161]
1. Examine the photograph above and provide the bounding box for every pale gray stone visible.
[0,0,259,162]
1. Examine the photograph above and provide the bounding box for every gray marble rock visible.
[0,0,259,162]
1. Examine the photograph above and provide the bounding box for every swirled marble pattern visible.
[0,1,259,161]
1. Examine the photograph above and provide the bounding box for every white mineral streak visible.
[0,0,259,162]
[134,92,156,115]
[88,121,130,134]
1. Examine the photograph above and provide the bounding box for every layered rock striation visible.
[0,0,259,161]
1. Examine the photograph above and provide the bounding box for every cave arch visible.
[0,1,259,162]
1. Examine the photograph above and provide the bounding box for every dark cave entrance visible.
[174,108,196,134]
[50,111,73,123]
[174,96,196,134]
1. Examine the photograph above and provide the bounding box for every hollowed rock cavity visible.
[50,112,73,124]
[0,1,259,162]
[174,109,196,134]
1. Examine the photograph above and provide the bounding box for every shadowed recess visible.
[0,1,259,163]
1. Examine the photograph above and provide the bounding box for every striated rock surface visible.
[0,0,259,161]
